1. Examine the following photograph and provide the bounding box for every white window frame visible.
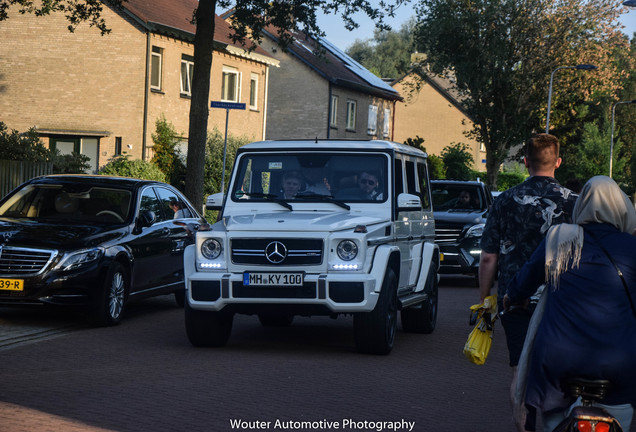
[222,66,241,102]
[383,108,391,138]
[330,95,338,127]
[180,57,194,96]
[346,100,357,130]
[150,46,163,91]
[367,105,378,135]
[249,73,259,110]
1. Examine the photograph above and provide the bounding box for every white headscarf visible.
[545,176,636,288]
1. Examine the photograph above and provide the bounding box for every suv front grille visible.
[231,238,323,266]
[0,246,56,276]
[434,224,464,244]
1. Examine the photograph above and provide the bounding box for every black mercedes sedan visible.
[0,175,206,325]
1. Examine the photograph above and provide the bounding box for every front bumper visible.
[438,241,481,275]
[0,262,105,306]
[184,247,382,315]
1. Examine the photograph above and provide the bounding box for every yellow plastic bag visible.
[463,295,497,365]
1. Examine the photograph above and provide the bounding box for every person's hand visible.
[503,293,511,311]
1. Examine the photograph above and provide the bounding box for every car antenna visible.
[315,136,318,143]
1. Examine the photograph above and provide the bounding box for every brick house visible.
[392,65,486,171]
[0,0,278,173]
[225,16,403,141]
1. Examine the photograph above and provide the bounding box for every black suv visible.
[431,180,493,277]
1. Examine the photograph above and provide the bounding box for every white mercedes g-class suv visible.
[184,140,439,354]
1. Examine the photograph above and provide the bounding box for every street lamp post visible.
[609,99,636,178]
[545,64,597,134]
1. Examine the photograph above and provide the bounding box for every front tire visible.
[354,267,398,355]
[185,301,233,347]
[92,262,128,326]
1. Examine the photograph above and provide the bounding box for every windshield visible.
[0,184,132,223]
[230,152,388,203]
[431,184,487,212]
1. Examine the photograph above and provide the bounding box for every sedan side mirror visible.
[133,210,156,234]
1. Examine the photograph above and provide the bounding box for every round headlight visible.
[201,238,222,259]
[337,240,358,261]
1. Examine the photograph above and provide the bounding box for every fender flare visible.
[414,241,439,293]
[370,244,400,293]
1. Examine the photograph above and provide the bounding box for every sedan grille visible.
[0,246,56,276]
[434,223,464,244]
[231,238,323,265]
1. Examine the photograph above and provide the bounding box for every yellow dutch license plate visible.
[440,253,445,261]
[0,278,24,291]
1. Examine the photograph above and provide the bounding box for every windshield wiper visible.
[239,192,293,210]
[295,192,351,210]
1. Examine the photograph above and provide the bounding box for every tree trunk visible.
[185,0,217,211]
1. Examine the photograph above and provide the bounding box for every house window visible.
[346,100,357,130]
[115,137,122,156]
[150,46,163,91]
[51,136,99,174]
[367,105,378,135]
[249,73,258,110]
[180,54,194,97]
[330,95,338,127]
[383,108,391,138]
[222,66,240,102]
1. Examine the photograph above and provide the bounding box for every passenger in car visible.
[456,190,479,209]
[280,171,304,199]
[358,171,383,200]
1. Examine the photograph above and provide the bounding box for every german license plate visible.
[243,272,304,287]
[0,278,24,291]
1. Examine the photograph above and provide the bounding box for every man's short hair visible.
[525,133,559,171]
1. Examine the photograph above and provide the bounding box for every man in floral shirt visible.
[479,133,577,432]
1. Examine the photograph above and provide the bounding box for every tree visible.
[204,127,251,197]
[346,19,417,79]
[1,0,403,209]
[99,155,167,181]
[441,142,473,180]
[413,0,628,189]
[151,115,187,190]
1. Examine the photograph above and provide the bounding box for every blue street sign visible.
[210,101,246,110]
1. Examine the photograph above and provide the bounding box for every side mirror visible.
[206,192,225,211]
[133,210,156,234]
[397,193,422,212]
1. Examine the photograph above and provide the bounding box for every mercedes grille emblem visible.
[265,241,287,264]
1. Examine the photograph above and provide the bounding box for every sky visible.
[317,2,636,51]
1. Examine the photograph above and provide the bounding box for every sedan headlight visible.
[466,223,485,238]
[201,238,222,260]
[336,240,358,261]
[56,248,103,271]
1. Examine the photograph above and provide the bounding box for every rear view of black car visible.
[0,175,205,325]
[431,180,493,278]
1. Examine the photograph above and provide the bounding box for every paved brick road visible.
[0,277,632,432]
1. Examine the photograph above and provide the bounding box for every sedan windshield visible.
[0,184,132,223]
[431,185,487,212]
[230,152,388,203]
